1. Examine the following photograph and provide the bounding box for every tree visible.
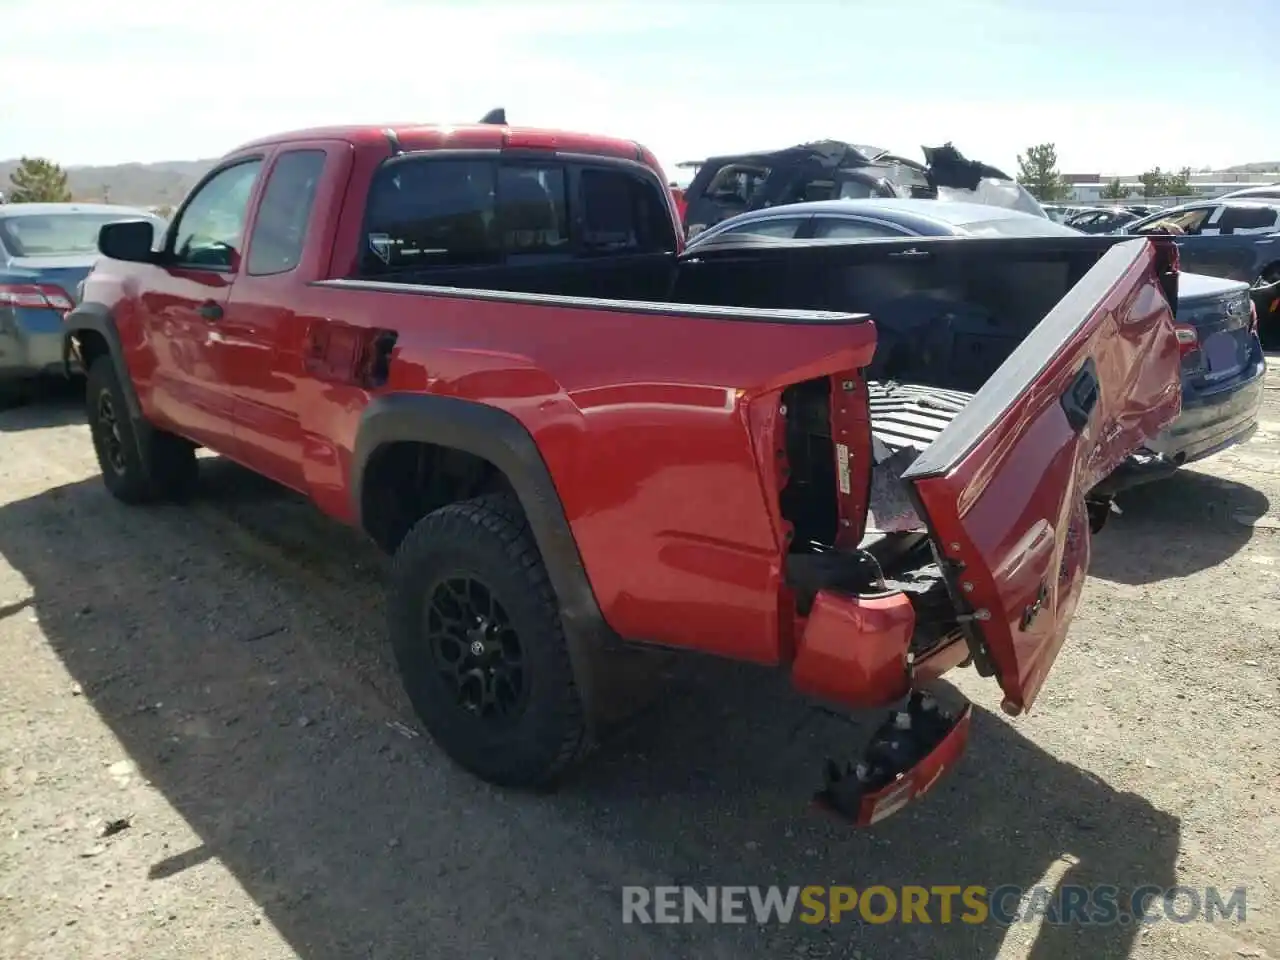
[1100,178,1130,200]
[1164,166,1194,197]
[1139,167,1168,198]
[7,157,72,203]
[1016,143,1069,201]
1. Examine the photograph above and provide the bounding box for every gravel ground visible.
[1,365,1278,960]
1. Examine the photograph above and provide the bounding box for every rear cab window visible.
[577,166,672,255]
[497,164,570,256]
[357,153,674,278]
[360,158,500,274]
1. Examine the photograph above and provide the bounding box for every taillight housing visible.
[0,283,75,315]
[1173,323,1200,357]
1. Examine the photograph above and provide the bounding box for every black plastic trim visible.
[1060,357,1099,432]
[351,393,620,656]
[313,278,866,326]
[61,302,150,458]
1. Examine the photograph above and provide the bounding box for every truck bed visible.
[862,380,973,539]
[868,380,972,455]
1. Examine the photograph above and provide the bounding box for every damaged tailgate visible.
[901,238,1182,713]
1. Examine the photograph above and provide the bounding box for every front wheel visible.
[86,357,198,504]
[388,494,589,787]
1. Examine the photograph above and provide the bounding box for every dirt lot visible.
[1,365,1278,960]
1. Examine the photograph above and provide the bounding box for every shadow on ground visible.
[0,376,85,431]
[1090,469,1270,584]
[0,465,1181,960]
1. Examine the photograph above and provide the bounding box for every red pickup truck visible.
[64,121,1183,825]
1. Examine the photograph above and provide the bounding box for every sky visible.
[3,0,1278,180]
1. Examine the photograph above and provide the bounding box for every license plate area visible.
[1202,330,1244,379]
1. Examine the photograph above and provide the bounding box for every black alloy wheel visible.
[425,575,528,722]
[94,389,128,475]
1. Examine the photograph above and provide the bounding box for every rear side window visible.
[719,216,808,240]
[812,217,910,240]
[247,149,326,276]
[1216,205,1278,233]
[703,163,769,208]
[799,180,835,202]
[1133,207,1213,236]
[579,167,673,254]
[838,180,876,200]
[361,158,499,274]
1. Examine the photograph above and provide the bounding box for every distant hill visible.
[4,155,1276,208]
[0,158,215,209]
[1223,161,1280,174]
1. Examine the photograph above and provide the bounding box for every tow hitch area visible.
[814,691,972,825]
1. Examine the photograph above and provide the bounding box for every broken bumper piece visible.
[1089,448,1181,498]
[814,691,972,825]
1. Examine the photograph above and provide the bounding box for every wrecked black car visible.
[679,141,1046,238]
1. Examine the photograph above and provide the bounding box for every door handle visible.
[199,301,223,322]
[1060,357,1099,432]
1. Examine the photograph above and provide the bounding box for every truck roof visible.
[228,123,652,164]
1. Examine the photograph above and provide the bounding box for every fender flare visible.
[351,393,621,670]
[62,302,150,457]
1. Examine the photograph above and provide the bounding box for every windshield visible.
[0,212,156,257]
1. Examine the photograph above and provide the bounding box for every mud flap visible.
[813,692,972,825]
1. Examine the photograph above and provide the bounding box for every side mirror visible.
[98,219,156,263]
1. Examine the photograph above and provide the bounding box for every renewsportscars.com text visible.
[621,885,1247,926]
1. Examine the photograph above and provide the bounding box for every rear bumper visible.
[0,308,70,382]
[1146,356,1266,464]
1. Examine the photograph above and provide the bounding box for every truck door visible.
[221,143,346,491]
[140,158,263,451]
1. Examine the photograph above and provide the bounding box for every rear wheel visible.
[86,357,198,503]
[388,494,588,787]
